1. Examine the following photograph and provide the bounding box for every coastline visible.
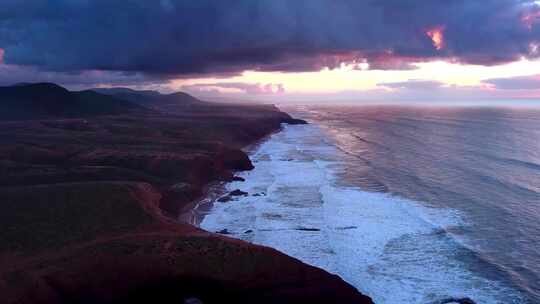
[183,126,285,227]
[0,97,374,304]
[179,181,227,226]
[200,106,535,304]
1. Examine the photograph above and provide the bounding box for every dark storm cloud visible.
[1,0,540,79]
[0,64,160,90]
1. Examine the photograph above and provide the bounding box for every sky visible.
[2,0,540,103]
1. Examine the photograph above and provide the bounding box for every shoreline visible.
[199,107,533,304]
[179,181,227,226]
[183,125,285,228]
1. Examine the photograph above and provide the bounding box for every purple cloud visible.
[483,75,540,90]
[0,63,162,90]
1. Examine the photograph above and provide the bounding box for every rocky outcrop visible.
[232,176,246,182]
[217,189,249,202]
[282,117,308,125]
[229,189,248,196]
[437,297,476,304]
[217,148,255,171]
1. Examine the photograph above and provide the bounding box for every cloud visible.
[483,74,540,89]
[0,63,162,90]
[378,80,446,90]
[1,0,540,82]
[182,82,285,95]
[367,55,419,71]
[0,48,4,64]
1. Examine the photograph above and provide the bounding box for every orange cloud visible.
[426,26,446,51]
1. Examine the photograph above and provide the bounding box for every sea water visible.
[199,105,540,304]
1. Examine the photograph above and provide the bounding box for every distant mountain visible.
[92,87,203,110]
[92,87,162,99]
[0,83,150,120]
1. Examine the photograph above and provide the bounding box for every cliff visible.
[0,84,372,304]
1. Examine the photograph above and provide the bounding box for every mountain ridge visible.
[0,83,150,120]
[92,87,202,109]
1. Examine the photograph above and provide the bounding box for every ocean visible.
[197,105,540,304]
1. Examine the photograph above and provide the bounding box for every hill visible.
[0,83,149,120]
[93,87,202,110]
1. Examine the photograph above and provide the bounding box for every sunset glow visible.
[171,58,540,102]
